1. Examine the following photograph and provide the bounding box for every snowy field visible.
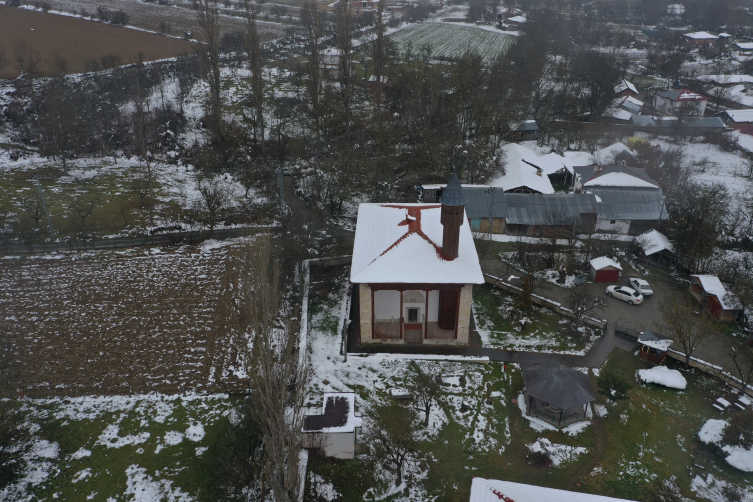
[0,239,254,398]
[389,22,517,61]
[1,392,233,501]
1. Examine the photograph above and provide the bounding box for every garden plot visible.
[305,266,511,500]
[1,392,233,501]
[0,240,254,398]
[306,267,753,501]
[389,22,516,61]
[473,284,599,355]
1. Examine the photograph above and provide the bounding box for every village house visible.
[513,120,540,141]
[489,143,555,194]
[615,79,639,99]
[463,189,597,236]
[684,31,718,46]
[653,89,709,116]
[302,392,362,459]
[689,275,743,322]
[350,174,484,345]
[574,164,668,235]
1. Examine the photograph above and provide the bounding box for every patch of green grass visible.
[474,284,597,353]
[22,395,236,501]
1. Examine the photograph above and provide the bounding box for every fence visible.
[0,226,278,255]
[483,273,608,330]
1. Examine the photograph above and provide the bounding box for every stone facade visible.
[456,284,473,344]
[359,284,372,341]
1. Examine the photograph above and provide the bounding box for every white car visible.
[606,286,643,305]
[629,278,653,296]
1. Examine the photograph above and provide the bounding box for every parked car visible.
[629,278,653,296]
[606,285,643,305]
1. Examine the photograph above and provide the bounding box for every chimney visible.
[439,172,466,260]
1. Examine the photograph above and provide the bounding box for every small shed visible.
[589,256,622,283]
[638,229,674,266]
[522,364,595,427]
[302,392,362,459]
[514,120,539,141]
[689,275,743,323]
[637,330,673,365]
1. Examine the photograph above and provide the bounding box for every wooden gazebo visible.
[522,364,595,427]
[636,330,673,365]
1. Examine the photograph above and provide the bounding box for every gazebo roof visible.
[523,364,595,410]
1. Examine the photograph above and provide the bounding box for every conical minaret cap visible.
[439,172,466,207]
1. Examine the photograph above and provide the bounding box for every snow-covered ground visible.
[1,392,232,501]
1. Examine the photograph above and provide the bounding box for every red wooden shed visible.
[589,256,622,283]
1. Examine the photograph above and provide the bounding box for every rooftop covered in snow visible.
[639,229,674,256]
[469,478,639,502]
[488,144,555,194]
[350,203,484,285]
[590,256,622,271]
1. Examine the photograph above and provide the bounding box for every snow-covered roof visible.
[691,275,743,311]
[507,15,527,22]
[583,167,659,189]
[692,274,726,296]
[615,79,638,94]
[489,144,555,194]
[303,393,362,433]
[469,478,639,502]
[590,256,622,271]
[723,109,753,122]
[350,203,484,284]
[537,152,575,175]
[639,229,674,256]
[718,32,733,37]
[637,330,674,352]
[608,108,633,121]
[736,42,753,50]
[685,31,718,40]
[656,89,708,101]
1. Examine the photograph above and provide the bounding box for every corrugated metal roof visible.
[590,188,668,220]
[463,190,598,224]
[439,172,466,207]
[523,364,595,410]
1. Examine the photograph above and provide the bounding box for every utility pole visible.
[33,175,55,238]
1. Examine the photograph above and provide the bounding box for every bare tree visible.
[196,177,230,238]
[194,0,224,143]
[224,235,307,502]
[71,197,100,230]
[655,296,719,367]
[372,0,386,125]
[0,41,7,72]
[336,0,354,142]
[407,362,442,426]
[728,346,753,395]
[132,70,155,226]
[302,0,323,143]
[14,41,41,77]
[567,288,604,330]
[244,1,266,157]
[20,196,45,228]
[363,400,421,486]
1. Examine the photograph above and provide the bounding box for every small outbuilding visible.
[589,256,622,283]
[638,229,674,266]
[689,275,743,323]
[637,330,673,365]
[522,364,595,428]
[302,392,363,459]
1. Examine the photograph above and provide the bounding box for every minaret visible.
[439,172,466,261]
